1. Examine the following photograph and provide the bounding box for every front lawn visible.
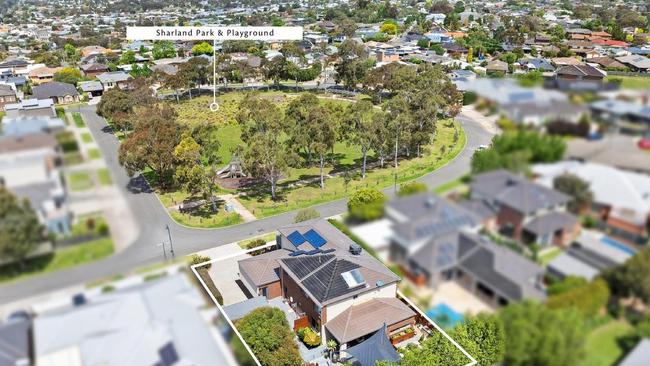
[170,209,242,228]
[580,320,635,366]
[80,132,93,143]
[66,171,94,191]
[0,238,114,283]
[72,112,85,127]
[88,148,101,159]
[97,169,112,186]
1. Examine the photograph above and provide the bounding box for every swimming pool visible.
[425,303,463,329]
[601,236,636,256]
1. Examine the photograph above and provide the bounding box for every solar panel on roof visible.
[287,231,306,246]
[289,250,306,257]
[303,229,327,248]
[306,249,321,255]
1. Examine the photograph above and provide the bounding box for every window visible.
[260,287,268,297]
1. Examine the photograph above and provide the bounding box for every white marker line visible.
[210,38,219,111]
[191,240,477,366]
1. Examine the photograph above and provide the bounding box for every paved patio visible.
[430,281,494,315]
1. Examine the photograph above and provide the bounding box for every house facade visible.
[0,84,17,110]
[237,220,418,351]
[32,82,80,104]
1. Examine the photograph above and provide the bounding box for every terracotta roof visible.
[325,298,415,344]
[238,249,290,287]
[0,133,58,153]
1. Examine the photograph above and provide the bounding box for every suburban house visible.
[387,192,546,307]
[589,99,650,133]
[533,161,650,245]
[33,274,235,366]
[0,58,30,75]
[32,82,80,104]
[80,62,109,77]
[78,80,105,98]
[615,55,650,72]
[0,84,18,110]
[96,71,132,91]
[236,220,419,358]
[500,100,587,126]
[547,231,633,281]
[551,64,606,91]
[0,131,70,234]
[5,98,55,118]
[466,169,580,246]
[0,317,30,366]
[28,66,62,84]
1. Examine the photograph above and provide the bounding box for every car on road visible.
[476,144,490,151]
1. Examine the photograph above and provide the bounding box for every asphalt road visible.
[0,106,493,304]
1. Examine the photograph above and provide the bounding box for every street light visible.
[165,224,175,258]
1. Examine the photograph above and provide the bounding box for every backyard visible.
[164,93,466,223]
[579,319,635,366]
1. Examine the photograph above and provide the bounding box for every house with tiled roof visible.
[32,81,79,104]
[0,84,17,110]
[236,220,418,356]
[467,169,580,247]
[386,192,546,307]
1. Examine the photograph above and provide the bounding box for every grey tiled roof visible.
[523,211,578,236]
[457,232,546,301]
[459,199,497,221]
[0,320,30,366]
[32,82,79,99]
[470,170,569,215]
[388,192,478,244]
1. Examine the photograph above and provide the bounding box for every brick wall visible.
[281,268,322,328]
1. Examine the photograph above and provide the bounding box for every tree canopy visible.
[0,187,44,266]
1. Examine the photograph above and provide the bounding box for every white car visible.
[476,144,490,151]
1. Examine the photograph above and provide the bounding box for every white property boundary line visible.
[191,241,477,366]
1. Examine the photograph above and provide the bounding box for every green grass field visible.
[239,119,466,218]
[161,92,466,224]
[0,238,114,284]
[97,169,112,186]
[606,75,650,90]
[580,320,634,366]
[80,132,93,143]
[67,171,94,191]
[72,112,85,127]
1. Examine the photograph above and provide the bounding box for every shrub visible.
[293,208,320,223]
[462,91,477,105]
[189,254,212,269]
[237,307,302,366]
[56,131,79,152]
[347,188,386,222]
[97,223,110,236]
[298,327,322,348]
[397,182,427,197]
[546,278,610,317]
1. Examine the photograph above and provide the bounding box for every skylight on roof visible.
[341,269,365,288]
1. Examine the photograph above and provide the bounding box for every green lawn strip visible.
[69,213,108,237]
[606,75,650,90]
[88,148,101,159]
[238,233,277,249]
[72,112,85,127]
[0,238,114,284]
[63,152,84,166]
[538,246,564,266]
[580,320,635,366]
[55,107,68,125]
[170,210,242,228]
[239,120,465,218]
[97,168,113,186]
[80,132,93,143]
[433,176,467,194]
[66,171,94,191]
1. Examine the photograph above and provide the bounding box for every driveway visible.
[0,104,494,304]
[566,134,650,174]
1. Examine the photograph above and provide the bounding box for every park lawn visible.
[88,148,101,159]
[67,171,94,191]
[0,237,114,284]
[580,320,635,366]
[239,119,466,218]
[606,75,650,90]
[80,132,93,143]
[72,112,85,127]
[97,169,112,186]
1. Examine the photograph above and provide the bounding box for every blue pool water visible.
[426,303,464,329]
[601,236,636,256]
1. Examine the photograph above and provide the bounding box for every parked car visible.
[638,137,650,150]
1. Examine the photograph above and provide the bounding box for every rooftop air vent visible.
[349,243,362,255]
